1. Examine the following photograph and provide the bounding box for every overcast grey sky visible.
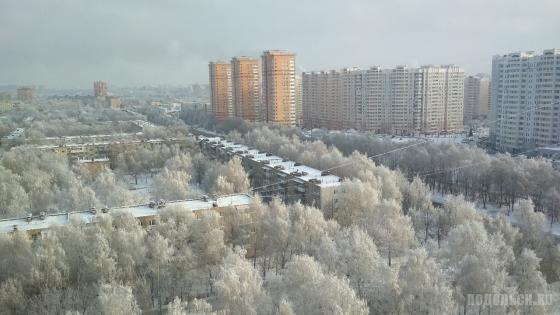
[1,0,558,88]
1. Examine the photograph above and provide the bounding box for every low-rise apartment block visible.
[0,194,254,239]
[199,136,341,209]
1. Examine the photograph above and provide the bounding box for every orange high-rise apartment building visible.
[93,81,108,97]
[209,61,233,122]
[16,86,34,102]
[231,56,261,122]
[261,50,296,126]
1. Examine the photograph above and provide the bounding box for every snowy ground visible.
[122,172,206,203]
[432,192,560,238]
[123,173,154,203]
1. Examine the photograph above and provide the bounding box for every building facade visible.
[199,136,341,210]
[93,81,108,97]
[209,61,233,122]
[302,68,364,130]
[295,74,303,126]
[414,65,464,133]
[232,56,261,122]
[0,194,253,239]
[261,50,296,126]
[464,74,491,122]
[490,49,560,152]
[302,65,463,134]
[17,86,34,102]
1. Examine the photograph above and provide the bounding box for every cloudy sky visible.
[1,0,558,88]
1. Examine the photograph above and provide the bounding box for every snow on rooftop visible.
[200,136,342,187]
[0,194,253,233]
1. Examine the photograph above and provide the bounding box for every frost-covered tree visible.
[153,167,193,200]
[441,221,514,314]
[91,170,136,207]
[397,248,454,314]
[332,179,380,225]
[213,157,250,195]
[269,255,368,315]
[0,166,30,217]
[213,249,271,315]
[168,297,215,315]
[31,233,68,290]
[514,199,546,251]
[359,200,415,266]
[90,283,141,315]
[252,198,290,276]
[436,195,481,245]
[512,248,548,315]
[0,278,25,314]
[329,226,399,314]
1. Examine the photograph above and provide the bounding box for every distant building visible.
[78,157,111,176]
[262,50,296,127]
[106,96,122,109]
[490,49,560,152]
[94,81,108,97]
[295,74,303,126]
[0,92,13,113]
[463,74,491,122]
[17,86,34,102]
[36,136,191,165]
[303,64,464,134]
[209,61,233,122]
[232,56,261,122]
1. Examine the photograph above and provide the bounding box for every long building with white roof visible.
[0,194,253,239]
[198,136,341,209]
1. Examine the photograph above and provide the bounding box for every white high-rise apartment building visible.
[490,49,560,152]
[303,65,463,134]
[363,66,415,134]
[463,74,491,122]
[413,65,464,133]
[302,68,363,130]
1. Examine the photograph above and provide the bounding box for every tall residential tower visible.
[463,74,490,122]
[232,56,261,122]
[414,65,464,133]
[209,61,233,122]
[261,50,296,126]
[93,81,108,98]
[490,49,560,152]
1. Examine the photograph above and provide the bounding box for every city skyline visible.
[1,0,559,88]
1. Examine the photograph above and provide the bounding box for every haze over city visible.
[1,0,559,88]
[2,1,560,314]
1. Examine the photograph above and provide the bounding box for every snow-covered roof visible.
[0,194,253,233]
[200,136,341,187]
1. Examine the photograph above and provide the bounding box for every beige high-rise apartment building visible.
[303,64,463,134]
[463,74,491,122]
[414,65,464,133]
[232,56,261,122]
[261,50,296,126]
[209,61,233,122]
[490,49,560,152]
[302,68,363,130]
